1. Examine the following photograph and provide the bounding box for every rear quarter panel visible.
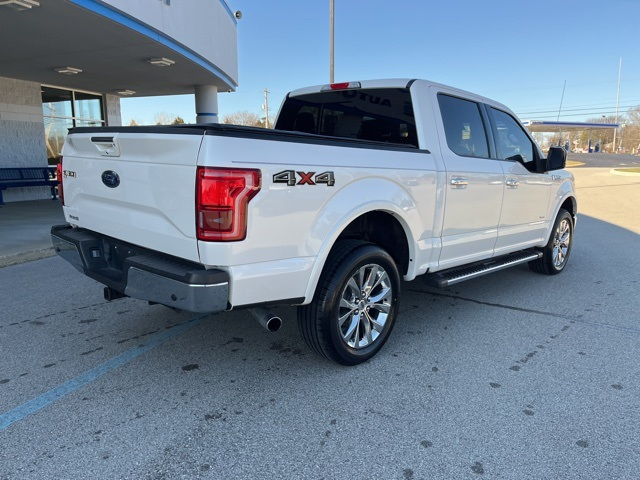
[196,134,440,306]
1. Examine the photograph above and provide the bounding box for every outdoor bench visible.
[0,167,59,205]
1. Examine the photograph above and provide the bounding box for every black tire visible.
[529,209,573,275]
[297,240,401,366]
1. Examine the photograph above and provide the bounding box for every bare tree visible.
[154,112,175,125]
[532,132,546,146]
[622,105,640,153]
[580,115,618,152]
[222,111,266,127]
[627,105,640,125]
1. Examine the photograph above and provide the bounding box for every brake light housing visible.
[56,159,64,205]
[196,167,261,242]
[321,81,362,91]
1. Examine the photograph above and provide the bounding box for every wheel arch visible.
[560,195,577,224]
[302,204,416,304]
[544,193,577,244]
[336,210,411,274]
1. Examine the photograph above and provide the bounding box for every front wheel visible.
[298,241,401,366]
[529,209,574,275]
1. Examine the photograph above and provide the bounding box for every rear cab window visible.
[275,88,419,148]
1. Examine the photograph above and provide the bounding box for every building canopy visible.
[0,0,238,97]
[523,120,619,132]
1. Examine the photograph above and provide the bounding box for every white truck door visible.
[488,107,552,254]
[432,89,504,269]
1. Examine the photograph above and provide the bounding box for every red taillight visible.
[196,167,261,242]
[330,82,351,90]
[56,160,64,205]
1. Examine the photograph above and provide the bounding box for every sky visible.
[121,0,640,126]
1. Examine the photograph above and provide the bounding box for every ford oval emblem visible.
[101,170,120,188]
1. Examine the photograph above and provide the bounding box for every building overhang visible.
[0,0,238,97]
[523,120,619,133]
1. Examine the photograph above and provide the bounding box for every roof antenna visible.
[556,80,566,122]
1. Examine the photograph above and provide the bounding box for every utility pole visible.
[263,88,270,129]
[613,57,622,153]
[329,0,334,83]
[557,79,566,148]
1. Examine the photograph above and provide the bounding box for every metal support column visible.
[195,85,219,124]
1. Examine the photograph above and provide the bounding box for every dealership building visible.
[0,0,238,203]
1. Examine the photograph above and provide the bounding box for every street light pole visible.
[613,57,622,152]
[329,0,334,83]
[263,88,270,129]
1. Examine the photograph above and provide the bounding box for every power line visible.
[517,103,639,116]
[547,111,628,119]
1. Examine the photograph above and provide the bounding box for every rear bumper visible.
[51,224,229,313]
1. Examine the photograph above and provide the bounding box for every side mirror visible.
[546,147,566,171]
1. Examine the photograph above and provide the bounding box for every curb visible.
[0,248,56,269]
[610,168,640,177]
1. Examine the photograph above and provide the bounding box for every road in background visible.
[0,166,638,479]
[568,152,640,169]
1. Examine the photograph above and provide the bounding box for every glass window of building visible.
[42,86,104,164]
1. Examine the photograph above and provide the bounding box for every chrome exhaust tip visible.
[249,307,282,332]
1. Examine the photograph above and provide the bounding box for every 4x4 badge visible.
[273,170,335,186]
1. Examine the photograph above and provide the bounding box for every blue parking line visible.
[0,314,210,431]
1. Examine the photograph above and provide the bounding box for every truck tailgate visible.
[61,130,204,262]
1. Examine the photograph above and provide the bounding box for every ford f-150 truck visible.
[51,79,576,365]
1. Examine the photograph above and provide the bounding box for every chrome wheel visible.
[298,241,400,365]
[552,218,571,268]
[529,208,573,275]
[338,263,392,349]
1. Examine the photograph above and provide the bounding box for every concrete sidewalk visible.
[0,199,66,268]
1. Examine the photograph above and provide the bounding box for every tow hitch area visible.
[104,287,127,301]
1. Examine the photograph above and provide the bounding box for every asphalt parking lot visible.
[1,164,639,479]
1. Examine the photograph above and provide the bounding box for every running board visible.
[424,250,542,288]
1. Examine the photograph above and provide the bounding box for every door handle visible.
[450,176,468,189]
[506,178,519,188]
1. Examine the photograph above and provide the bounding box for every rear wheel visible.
[529,209,573,275]
[298,241,401,365]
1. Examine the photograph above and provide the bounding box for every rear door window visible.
[437,94,490,158]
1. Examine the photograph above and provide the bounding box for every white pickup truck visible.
[52,79,576,365]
